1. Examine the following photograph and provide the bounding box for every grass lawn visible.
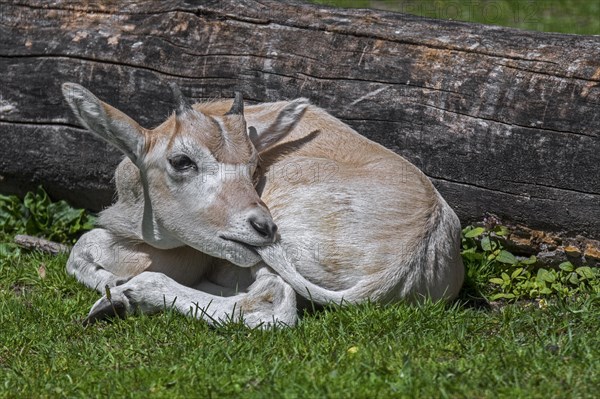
[1,249,599,398]
[309,0,600,35]
[2,2,598,397]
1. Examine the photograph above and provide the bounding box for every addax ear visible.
[62,82,145,163]
[250,98,309,152]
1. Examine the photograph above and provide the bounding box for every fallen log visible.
[0,0,599,239]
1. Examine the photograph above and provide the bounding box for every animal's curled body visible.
[63,83,464,327]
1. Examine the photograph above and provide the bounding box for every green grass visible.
[2,190,600,397]
[2,251,600,398]
[309,0,600,35]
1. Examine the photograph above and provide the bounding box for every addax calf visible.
[62,82,464,328]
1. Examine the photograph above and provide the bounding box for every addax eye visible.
[168,154,197,171]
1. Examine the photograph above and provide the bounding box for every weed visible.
[461,225,600,302]
[0,187,95,258]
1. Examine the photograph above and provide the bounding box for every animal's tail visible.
[258,192,464,305]
[257,244,365,305]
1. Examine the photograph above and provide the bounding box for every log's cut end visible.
[0,0,598,238]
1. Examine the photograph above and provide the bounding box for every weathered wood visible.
[0,0,599,238]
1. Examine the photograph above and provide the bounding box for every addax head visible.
[62,82,308,266]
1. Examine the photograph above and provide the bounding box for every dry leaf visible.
[38,263,47,279]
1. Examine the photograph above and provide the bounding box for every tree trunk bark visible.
[1,0,599,238]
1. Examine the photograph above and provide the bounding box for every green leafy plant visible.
[461,225,600,301]
[489,262,600,300]
[0,187,95,257]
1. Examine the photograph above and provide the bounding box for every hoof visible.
[83,299,127,326]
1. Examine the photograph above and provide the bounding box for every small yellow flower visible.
[347,346,359,355]
[538,298,548,309]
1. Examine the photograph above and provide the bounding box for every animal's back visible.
[198,100,464,301]
[252,104,462,301]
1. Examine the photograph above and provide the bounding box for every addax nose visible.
[248,215,278,242]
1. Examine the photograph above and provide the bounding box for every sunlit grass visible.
[309,0,600,35]
[1,250,599,398]
[2,191,599,397]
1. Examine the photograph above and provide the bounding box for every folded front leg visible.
[66,228,141,292]
[85,265,298,328]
